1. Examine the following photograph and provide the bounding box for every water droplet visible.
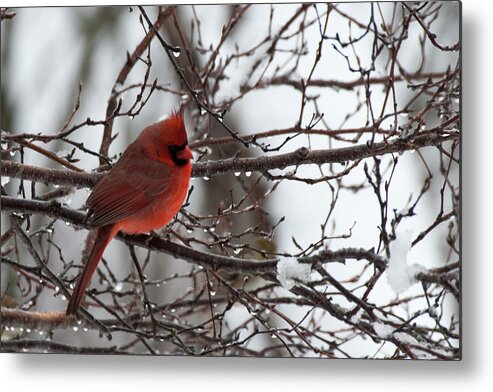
[234,172,241,177]
[203,176,210,181]
[39,330,44,336]
[9,150,16,157]
[210,290,216,297]
[72,326,79,332]
[245,171,252,177]
[421,125,426,131]
[114,282,123,292]
[199,107,206,116]
[83,327,88,332]
[204,228,208,233]
[26,328,31,333]
[69,283,74,289]
[61,295,67,301]
[209,227,215,233]
[233,248,241,255]
[55,286,60,293]
[186,228,193,233]
[172,48,181,57]
[171,308,176,313]
[65,221,71,226]
[271,333,278,338]
[162,314,167,319]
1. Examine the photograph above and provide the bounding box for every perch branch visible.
[1,131,458,188]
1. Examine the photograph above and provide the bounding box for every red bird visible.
[66,112,193,315]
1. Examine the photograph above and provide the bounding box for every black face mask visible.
[168,142,190,166]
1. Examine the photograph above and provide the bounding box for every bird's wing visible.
[86,157,173,228]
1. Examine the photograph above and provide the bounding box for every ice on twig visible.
[387,230,424,292]
[350,308,365,323]
[1,176,10,186]
[276,257,312,290]
[373,322,394,338]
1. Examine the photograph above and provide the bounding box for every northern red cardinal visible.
[66,112,193,315]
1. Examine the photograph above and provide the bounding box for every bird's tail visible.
[66,224,117,315]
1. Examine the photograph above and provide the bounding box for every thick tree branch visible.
[0,195,387,276]
[0,308,72,329]
[1,195,456,298]
[263,71,452,91]
[1,130,458,188]
[1,161,100,188]
[0,338,124,354]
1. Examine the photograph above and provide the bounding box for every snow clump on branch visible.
[276,257,312,290]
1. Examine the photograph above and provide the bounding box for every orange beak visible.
[176,145,193,161]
